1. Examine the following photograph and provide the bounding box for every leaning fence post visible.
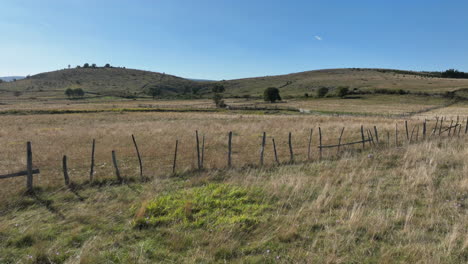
[63,155,70,186]
[228,131,232,168]
[89,139,95,181]
[337,127,345,154]
[173,140,178,174]
[307,128,313,161]
[26,142,33,192]
[360,125,365,149]
[112,150,122,182]
[288,132,294,163]
[272,138,279,165]
[260,132,266,166]
[319,127,323,160]
[373,126,379,144]
[132,134,143,180]
[409,126,416,143]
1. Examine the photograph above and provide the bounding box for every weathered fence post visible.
[423,120,427,139]
[387,131,390,148]
[89,139,95,181]
[288,132,294,163]
[432,117,439,136]
[319,127,323,160]
[26,142,33,192]
[196,131,201,170]
[112,150,122,182]
[228,131,232,168]
[307,128,313,160]
[415,125,420,141]
[63,155,70,186]
[448,120,454,136]
[132,134,143,180]
[409,126,416,143]
[374,126,379,144]
[272,138,279,165]
[337,127,345,154]
[361,125,365,149]
[173,140,178,174]
[439,117,444,136]
[405,120,409,141]
[260,132,266,166]
[465,117,468,134]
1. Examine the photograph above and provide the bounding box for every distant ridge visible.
[0,76,25,82]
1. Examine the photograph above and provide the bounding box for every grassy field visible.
[1,94,468,263]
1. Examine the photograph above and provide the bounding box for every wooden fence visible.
[1,116,467,193]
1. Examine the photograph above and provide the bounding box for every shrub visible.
[83,63,89,68]
[337,86,349,98]
[104,63,111,68]
[212,84,226,108]
[263,87,281,103]
[317,87,329,98]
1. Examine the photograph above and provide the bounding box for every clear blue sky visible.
[1,0,467,79]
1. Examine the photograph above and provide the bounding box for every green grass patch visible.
[135,184,269,231]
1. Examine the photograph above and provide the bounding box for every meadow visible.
[1,96,468,263]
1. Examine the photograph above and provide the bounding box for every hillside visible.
[222,68,468,97]
[0,67,202,99]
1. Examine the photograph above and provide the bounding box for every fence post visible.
[373,126,379,144]
[272,138,279,165]
[288,132,294,163]
[63,155,70,186]
[319,127,323,160]
[360,125,365,150]
[432,117,439,136]
[409,126,416,143]
[112,150,122,183]
[439,117,444,136]
[195,131,201,170]
[395,124,398,147]
[173,140,178,174]
[405,121,409,141]
[387,131,390,148]
[132,134,143,180]
[423,120,427,139]
[337,127,345,154]
[448,120,454,136]
[228,131,232,168]
[260,132,266,166]
[26,142,33,192]
[89,139,95,181]
[307,128,313,161]
[465,117,468,134]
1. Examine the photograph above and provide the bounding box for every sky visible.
[1,0,467,80]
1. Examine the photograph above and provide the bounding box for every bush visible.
[263,87,281,103]
[317,87,329,98]
[104,63,111,68]
[337,86,349,98]
[83,63,89,68]
[65,88,85,99]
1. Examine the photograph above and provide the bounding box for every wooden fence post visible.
[387,131,390,148]
[196,131,201,170]
[228,131,232,168]
[319,127,323,160]
[439,117,444,136]
[374,126,379,144]
[307,128,313,160]
[272,138,279,165]
[173,140,178,174]
[288,132,294,163]
[89,139,95,181]
[132,134,143,180]
[432,117,439,136]
[63,155,70,186]
[26,142,33,192]
[361,125,365,149]
[448,120,454,136]
[112,150,122,182]
[405,120,409,141]
[260,132,266,166]
[423,120,427,139]
[337,127,345,154]
[409,126,416,143]
[395,124,398,147]
[465,117,468,134]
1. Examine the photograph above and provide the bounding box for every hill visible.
[0,76,25,82]
[222,68,468,97]
[0,67,202,99]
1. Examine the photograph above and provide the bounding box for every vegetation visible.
[65,88,85,99]
[148,86,162,99]
[317,87,329,98]
[263,87,281,103]
[337,86,349,98]
[441,69,468,79]
[212,84,226,108]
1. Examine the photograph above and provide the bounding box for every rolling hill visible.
[2,67,468,99]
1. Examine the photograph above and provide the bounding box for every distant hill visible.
[0,76,25,82]
[221,68,468,97]
[2,67,468,99]
[0,68,205,98]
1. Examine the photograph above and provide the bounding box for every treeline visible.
[440,69,468,79]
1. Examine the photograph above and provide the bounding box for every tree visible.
[105,63,111,68]
[65,88,74,98]
[212,84,226,108]
[317,87,329,98]
[263,87,281,103]
[13,91,22,97]
[91,63,97,68]
[74,88,85,98]
[83,63,90,68]
[0,79,3,84]
[337,86,349,98]
[148,87,162,99]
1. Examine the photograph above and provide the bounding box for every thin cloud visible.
[314,35,323,41]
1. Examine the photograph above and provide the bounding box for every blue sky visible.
[1,0,467,79]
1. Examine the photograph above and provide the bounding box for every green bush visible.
[317,87,329,98]
[337,86,349,98]
[263,87,281,103]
